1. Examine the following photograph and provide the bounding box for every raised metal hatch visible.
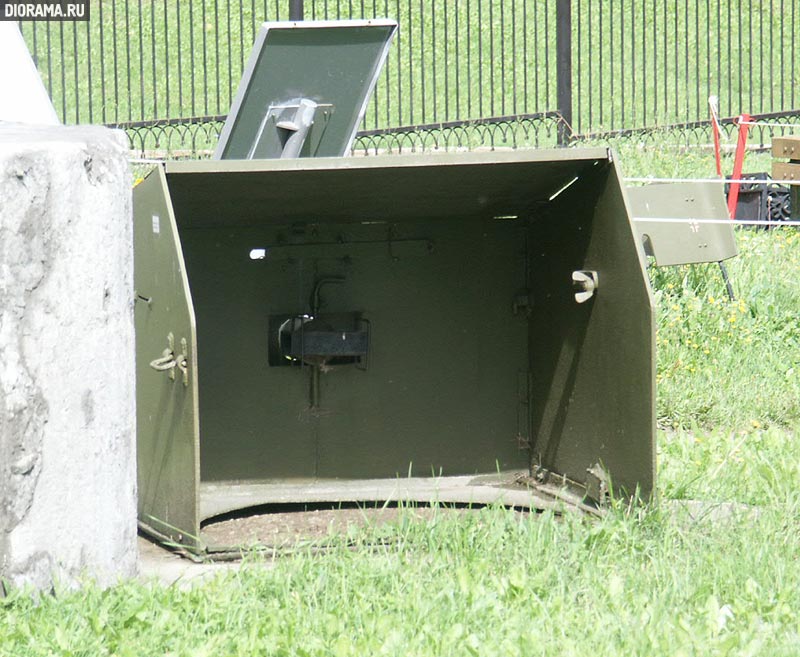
[214,19,397,160]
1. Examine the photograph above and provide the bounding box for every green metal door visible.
[133,168,201,545]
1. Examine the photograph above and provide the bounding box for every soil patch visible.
[201,504,485,551]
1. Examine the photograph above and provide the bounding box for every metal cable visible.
[633,217,800,227]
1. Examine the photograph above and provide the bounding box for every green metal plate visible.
[165,149,615,227]
[133,168,201,547]
[530,160,656,498]
[214,19,397,160]
[627,182,738,266]
[181,216,530,483]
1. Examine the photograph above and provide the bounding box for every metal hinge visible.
[520,464,607,516]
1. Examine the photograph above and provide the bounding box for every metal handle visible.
[148,333,189,386]
[149,349,177,372]
[572,270,599,303]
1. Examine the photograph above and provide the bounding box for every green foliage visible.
[659,424,800,505]
[653,229,800,430]
[3,500,800,655]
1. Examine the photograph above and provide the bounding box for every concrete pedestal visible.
[0,124,137,590]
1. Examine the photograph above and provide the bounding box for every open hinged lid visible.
[627,181,738,266]
[214,19,397,160]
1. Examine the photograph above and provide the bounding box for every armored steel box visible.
[134,148,655,550]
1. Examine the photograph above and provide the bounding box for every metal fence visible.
[18,0,800,156]
[571,0,800,137]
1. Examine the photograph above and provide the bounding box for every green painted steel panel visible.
[133,168,201,546]
[627,182,738,266]
[215,20,396,160]
[181,216,530,482]
[529,159,656,497]
[164,150,614,229]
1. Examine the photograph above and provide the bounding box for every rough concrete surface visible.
[138,536,248,589]
[0,123,137,591]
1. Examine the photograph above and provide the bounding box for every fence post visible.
[556,0,573,145]
[289,0,304,20]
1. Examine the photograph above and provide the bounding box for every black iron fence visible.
[18,0,800,156]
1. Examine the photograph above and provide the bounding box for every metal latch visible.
[512,289,533,316]
[149,332,189,386]
[585,463,610,506]
[572,270,599,303]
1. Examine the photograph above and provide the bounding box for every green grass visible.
[653,229,800,431]
[3,499,800,655]
[604,141,800,433]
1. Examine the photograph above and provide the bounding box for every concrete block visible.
[0,123,137,590]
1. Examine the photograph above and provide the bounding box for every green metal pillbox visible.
[133,149,656,550]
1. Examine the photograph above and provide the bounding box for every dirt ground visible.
[200,504,487,551]
[138,500,755,588]
[138,505,489,586]
[197,497,755,553]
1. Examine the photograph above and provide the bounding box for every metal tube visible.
[718,261,736,301]
[555,0,572,145]
[289,0,304,20]
[310,366,321,408]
